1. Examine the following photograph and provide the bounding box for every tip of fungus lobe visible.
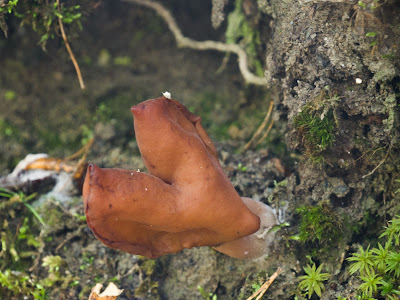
[131,104,144,115]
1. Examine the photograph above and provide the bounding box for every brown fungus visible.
[83,96,277,259]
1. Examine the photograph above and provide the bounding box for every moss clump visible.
[134,257,160,299]
[297,203,342,245]
[293,103,336,158]
[225,0,264,76]
[0,0,87,49]
[0,190,83,299]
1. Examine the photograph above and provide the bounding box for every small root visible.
[56,0,85,89]
[242,100,274,152]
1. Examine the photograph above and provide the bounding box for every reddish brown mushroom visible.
[83,96,277,259]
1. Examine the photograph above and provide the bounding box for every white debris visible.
[355,78,362,84]
[90,282,124,298]
[0,153,76,206]
[162,91,172,99]
[10,153,48,177]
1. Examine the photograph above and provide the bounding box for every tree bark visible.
[260,0,400,221]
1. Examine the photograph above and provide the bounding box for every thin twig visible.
[362,142,393,178]
[55,224,86,253]
[123,0,267,86]
[247,267,283,300]
[56,0,85,89]
[119,263,140,279]
[255,119,275,146]
[215,53,230,74]
[242,100,274,151]
[64,137,94,161]
[24,137,93,179]
[350,147,375,165]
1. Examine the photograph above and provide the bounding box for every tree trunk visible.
[262,0,400,225]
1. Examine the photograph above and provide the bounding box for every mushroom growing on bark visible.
[83,96,277,259]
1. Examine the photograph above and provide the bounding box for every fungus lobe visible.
[83,96,277,259]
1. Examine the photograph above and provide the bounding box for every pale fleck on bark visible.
[211,0,229,29]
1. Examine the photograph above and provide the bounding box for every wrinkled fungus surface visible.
[83,96,276,259]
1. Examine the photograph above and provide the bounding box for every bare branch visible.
[362,141,393,178]
[123,0,267,86]
[57,0,85,89]
[242,100,274,151]
[247,267,283,300]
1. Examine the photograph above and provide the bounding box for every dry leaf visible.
[88,282,124,300]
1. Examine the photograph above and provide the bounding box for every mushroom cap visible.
[83,96,261,259]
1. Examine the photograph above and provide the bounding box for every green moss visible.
[347,215,400,299]
[134,257,160,299]
[0,0,86,50]
[139,257,156,276]
[198,286,218,300]
[296,202,342,245]
[294,104,335,155]
[237,271,268,300]
[0,190,48,298]
[191,89,270,142]
[298,263,331,299]
[37,202,65,228]
[91,92,138,131]
[225,0,264,76]
[4,90,16,101]
[0,269,48,299]
[113,56,132,66]
[0,118,20,140]
[130,31,145,48]
[134,278,159,299]
[0,193,95,299]
[293,92,339,161]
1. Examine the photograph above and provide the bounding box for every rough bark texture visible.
[261,0,400,220]
[257,0,400,298]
